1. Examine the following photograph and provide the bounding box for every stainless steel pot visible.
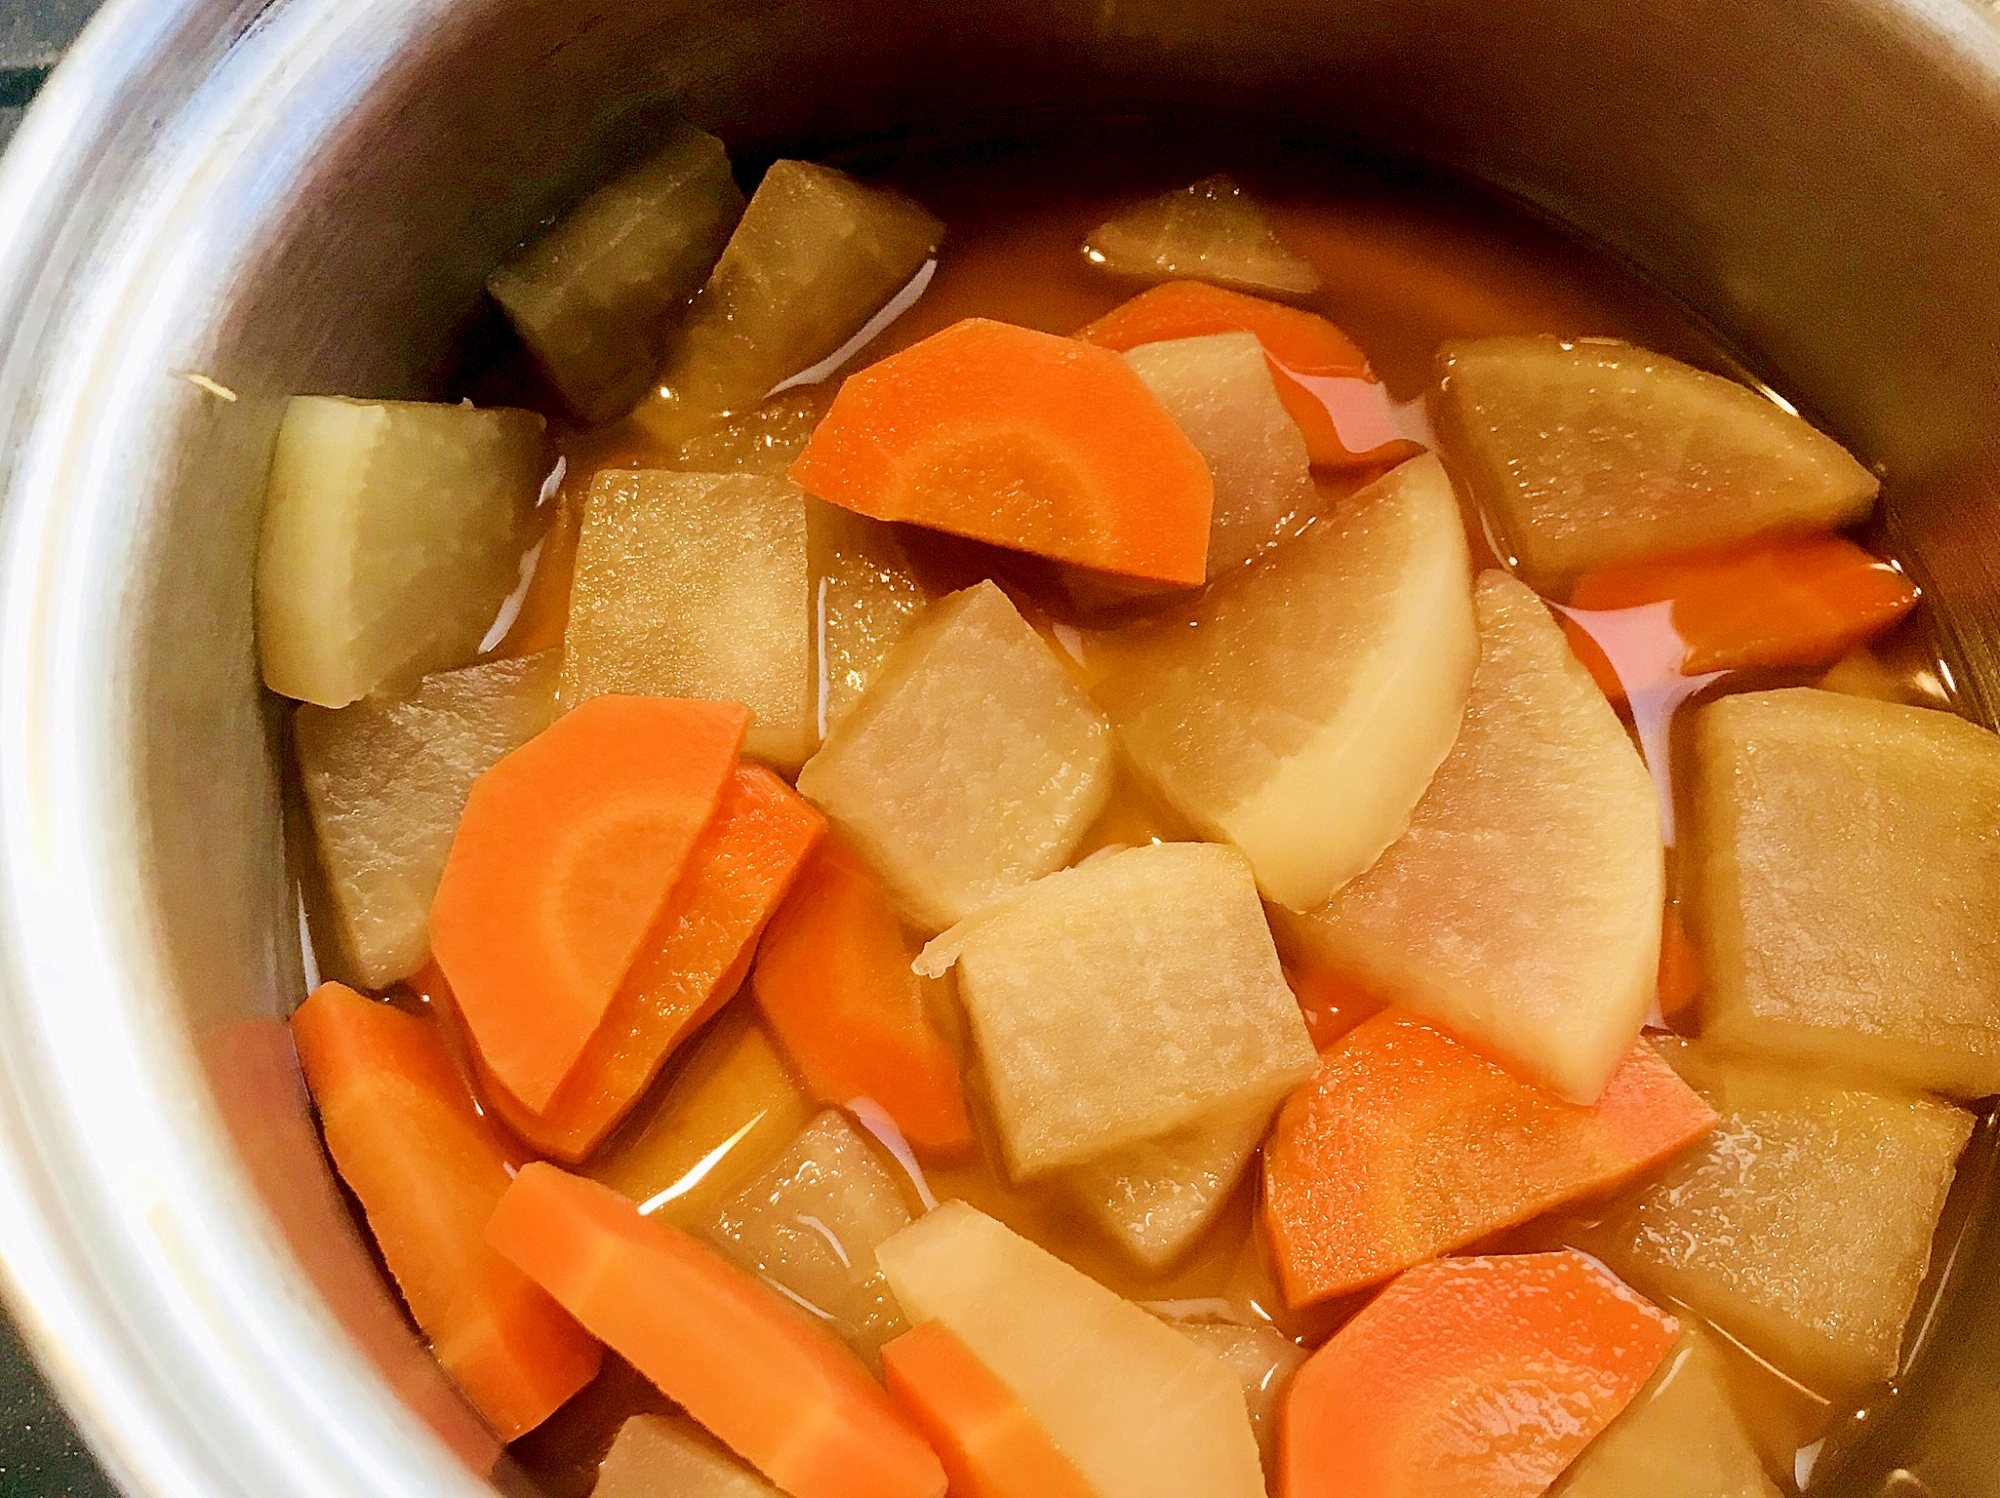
[3,1,2000,1494]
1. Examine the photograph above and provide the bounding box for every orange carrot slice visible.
[452,766,824,1161]
[290,983,601,1439]
[429,696,746,1111]
[1278,1251,1677,1498]
[1074,281,1416,469]
[488,1162,946,1498]
[789,317,1214,586]
[1561,534,1918,706]
[1262,1010,1715,1305]
[881,1321,1097,1498]
[752,839,972,1157]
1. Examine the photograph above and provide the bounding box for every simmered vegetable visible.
[916,842,1314,1178]
[1594,1040,1972,1399]
[1166,1318,1305,1471]
[752,840,971,1157]
[1279,1252,1677,1498]
[1122,332,1320,577]
[489,1163,947,1498]
[295,650,557,988]
[1434,337,1880,589]
[1082,175,1321,300]
[1067,1102,1272,1270]
[592,1413,783,1498]
[791,317,1216,586]
[1095,454,1476,911]
[876,1202,1267,1498]
[710,1111,914,1364]
[808,499,929,730]
[1261,1013,1714,1305]
[429,697,746,1111]
[641,160,942,437]
[474,766,822,1161]
[488,125,745,425]
[1692,688,2000,1098]
[563,470,815,768]
[1278,572,1661,1103]
[290,984,601,1439]
[256,396,547,706]
[796,582,1113,931]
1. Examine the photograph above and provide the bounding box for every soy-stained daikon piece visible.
[796,582,1113,931]
[1595,1041,1972,1399]
[257,396,547,706]
[661,389,834,477]
[639,160,942,436]
[1122,332,1320,576]
[488,125,745,424]
[295,651,558,988]
[562,470,814,769]
[709,1111,913,1365]
[876,1202,1268,1498]
[1434,337,1879,589]
[1082,175,1321,300]
[1277,572,1661,1104]
[1692,688,2000,1099]
[917,842,1315,1179]
[1165,1317,1306,1470]
[1094,454,1476,912]
[1551,1326,1782,1498]
[808,500,928,730]
[593,1413,784,1498]
[1066,1102,1272,1270]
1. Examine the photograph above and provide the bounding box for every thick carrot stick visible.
[290,983,601,1439]
[1562,535,1918,706]
[1279,1251,1678,1498]
[1262,1011,1715,1305]
[1074,282,1415,469]
[450,766,823,1161]
[429,696,746,1111]
[488,1162,946,1498]
[881,1321,1097,1498]
[752,839,972,1157]
[789,317,1214,586]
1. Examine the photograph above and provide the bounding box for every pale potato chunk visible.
[1083,175,1321,299]
[1067,1102,1272,1270]
[917,843,1315,1178]
[1094,453,1476,911]
[593,1413,781,1498]
[796,582,1112,930]
[295,650,558,988]
[709,1110,913,1365]
[1166,1317,1306,1472]
[256,396,547,706]
[488,125,744,424]
[808,500,928,731]
[1277,572,1662,1103]
[1122,332,1320,577]
[639,160,942,436]
[586,1009,812,1229]
[876,1202,1267,1498]
[562,470,814,768]
[1435,338,1879,589]
[1552,1326,1780,1498]
[1595,1041,1971,1399]
[1693,689,2000,1098]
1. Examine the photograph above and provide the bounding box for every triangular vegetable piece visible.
[1082,175,1321,299]
[593,1413,786,1498]
[488,1163,945,1498]
[1262,1011,1714,1305]
[1094,454,1476,911]
[429,695,746,1110]
[1276,572,1661,1103]
[1434,337,1879,590]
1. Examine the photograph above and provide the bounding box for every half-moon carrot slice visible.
[429,695,746,1111]
[291,983,601,1439]
[789,317,1214,586]
[1278,1251,1677,1498]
